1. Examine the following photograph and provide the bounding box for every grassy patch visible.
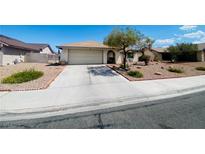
[167,67,183,73]
[128,71,143,78]
[1,69,44,84]
[195,67,205,71]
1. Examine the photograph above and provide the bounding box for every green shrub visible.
[120,64,128,69]
[167,67,183,73]
[167,43,198,62]
[1,69,44,84]
[128,71,143,78]
[195,67,205,71]
[139,55,151,65]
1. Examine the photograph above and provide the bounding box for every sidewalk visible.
[1,74,205,121]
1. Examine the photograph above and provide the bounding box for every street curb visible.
[1,84,205,122]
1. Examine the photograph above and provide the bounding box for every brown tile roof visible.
[152,47,168,53]
[58,41,110,48]
[27,43,54,53]
[0,35,54,52]
[0,35,39,51]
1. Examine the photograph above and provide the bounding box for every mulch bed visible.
[0,63,65,91]
[107,62,205,81]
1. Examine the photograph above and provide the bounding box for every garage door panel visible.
[69,50,103,64]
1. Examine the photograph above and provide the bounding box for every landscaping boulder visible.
[154,72,162,75]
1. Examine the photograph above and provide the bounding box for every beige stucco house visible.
[58,41,123,65]
[0,35,54,66]
[196,43,205,62]
[57,41,161,65]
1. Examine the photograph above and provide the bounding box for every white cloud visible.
[177,30,205,44]
[179,25,197,31]
[154,38,175,47]
[181,30,205,39]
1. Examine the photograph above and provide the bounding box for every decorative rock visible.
[154,72,162,75]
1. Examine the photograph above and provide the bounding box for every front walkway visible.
[1,65,205,121]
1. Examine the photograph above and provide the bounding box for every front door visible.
[107,50,115,64]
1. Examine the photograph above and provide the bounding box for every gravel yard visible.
[108,62,205,81]
[0,63,65,91]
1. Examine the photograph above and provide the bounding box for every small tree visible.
[168,43,198,62]
[168,45,180,62]
[104,27,143,69]
[137,37,154,65]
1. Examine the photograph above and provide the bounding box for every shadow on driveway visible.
[88,66,117,77]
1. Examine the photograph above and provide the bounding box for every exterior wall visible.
[103,50,107,64]
[40,47,53,54]
[25,53,48,63]
[133,52,141,63]
[60,49,68,62]
[0,51,3,66]
[115,50,123,64]
[197,51,205,62]
[1,47,26,65]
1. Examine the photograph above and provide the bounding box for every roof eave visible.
[57,46,114,50]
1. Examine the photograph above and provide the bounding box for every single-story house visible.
[196,43,205,62]
[152,47,170,60]
[57,41,161,65]
[0,35,54,66]
[153,43,205,62]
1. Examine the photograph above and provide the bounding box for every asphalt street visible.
[1,90,205,129]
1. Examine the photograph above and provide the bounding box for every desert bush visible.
[2,69,44,84]
[167,67,183,73]
[127,71,143,78]
[195,67,205,71]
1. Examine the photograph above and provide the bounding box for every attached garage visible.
[68,49,103,64]
[58,41,123,65]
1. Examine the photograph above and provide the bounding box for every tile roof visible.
[0,35,53,52]
[59,41,110,48]
[152,47,168,53]
[27,43,54,53]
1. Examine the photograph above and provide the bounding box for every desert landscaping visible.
[0,63,65,91]
[108,62,205,81]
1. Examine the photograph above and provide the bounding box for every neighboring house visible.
[132,48,162,63]
[153,43,205,62]
[196,43,205,62]
[0,35,54,66]
[152,47,170,61]
[27,43,54,54]
[57,41,162,65]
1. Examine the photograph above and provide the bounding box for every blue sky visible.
[1,25,205,52]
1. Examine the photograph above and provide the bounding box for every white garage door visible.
[68,49,103,64]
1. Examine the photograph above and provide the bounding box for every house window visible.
[127,53,134,58]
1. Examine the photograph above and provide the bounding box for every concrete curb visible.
[1,84,205,122]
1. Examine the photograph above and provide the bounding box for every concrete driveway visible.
[49,65,128,88]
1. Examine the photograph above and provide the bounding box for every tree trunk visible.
[123,50,127,69]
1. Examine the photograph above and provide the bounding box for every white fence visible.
[25,53,59,63]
